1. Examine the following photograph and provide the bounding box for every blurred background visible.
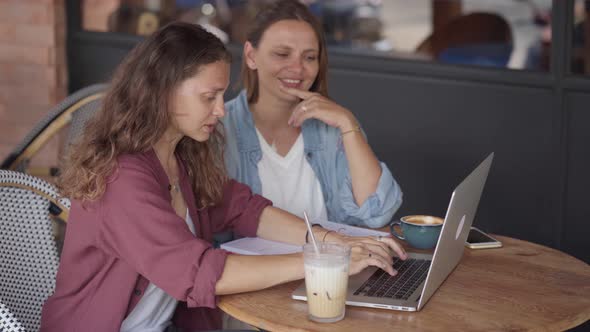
[80,0,556,70]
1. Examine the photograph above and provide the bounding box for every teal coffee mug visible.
[390,215,444,249]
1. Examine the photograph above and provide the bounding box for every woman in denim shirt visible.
[224,0,402,228]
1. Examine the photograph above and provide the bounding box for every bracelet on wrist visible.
[321,230,335,242]
[341,125,361,137]
[305,223,322,243]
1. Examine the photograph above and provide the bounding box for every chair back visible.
[63,95,104,153]
[0,170,70,331]
[0,84,107,177]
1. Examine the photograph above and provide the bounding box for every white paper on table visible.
[314,219,389,238]
[220,237,301,255]
[220,219,389,255]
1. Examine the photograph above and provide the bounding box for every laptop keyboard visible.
[353,258,431,300]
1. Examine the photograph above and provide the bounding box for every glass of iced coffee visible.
[303,242,351,323]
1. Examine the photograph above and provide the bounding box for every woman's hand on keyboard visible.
[335,235,407,276]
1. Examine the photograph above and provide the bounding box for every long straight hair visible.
[241,0,329,103]
[59,22,231,208]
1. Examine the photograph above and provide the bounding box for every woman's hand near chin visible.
[281,86,358,132]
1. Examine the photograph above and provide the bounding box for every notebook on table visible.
[220,220,389,255]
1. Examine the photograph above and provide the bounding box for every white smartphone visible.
[465,226,502,249]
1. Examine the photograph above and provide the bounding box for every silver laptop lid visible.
[417,153,494,310]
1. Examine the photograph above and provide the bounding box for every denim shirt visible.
[223,90,403,228]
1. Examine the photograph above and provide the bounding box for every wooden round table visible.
[218,236,590,331]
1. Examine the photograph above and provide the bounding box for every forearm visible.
[216,207,335,295]
[255,206,308,245]
[341,121,382,206]
[215,206,349,294]
[215,253,304,295]
[256,206,340,245]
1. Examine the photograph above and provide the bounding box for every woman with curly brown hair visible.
[40,22,405,332]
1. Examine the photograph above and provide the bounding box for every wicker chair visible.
[0,84,107,177]
[0,301,24,332]
[0,170,70,331]
[62,90,105,154]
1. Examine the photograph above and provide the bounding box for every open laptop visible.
[292,152,494,312]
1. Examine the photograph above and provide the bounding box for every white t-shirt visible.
[255,129,327,221]
[120,209,196,332]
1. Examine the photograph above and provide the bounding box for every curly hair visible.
[241,0,329,103]
[59,22,231,208]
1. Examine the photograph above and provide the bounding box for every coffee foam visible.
[404,215,444,225]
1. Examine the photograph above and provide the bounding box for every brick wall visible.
[0,0,67,168]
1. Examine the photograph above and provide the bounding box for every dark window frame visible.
[67,1,590,90]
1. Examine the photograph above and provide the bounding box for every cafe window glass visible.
[81,0,552,71]
[572,0,590,74]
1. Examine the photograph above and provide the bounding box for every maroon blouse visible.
[40,149,272,331]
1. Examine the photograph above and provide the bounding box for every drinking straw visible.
[303,211,319,255]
